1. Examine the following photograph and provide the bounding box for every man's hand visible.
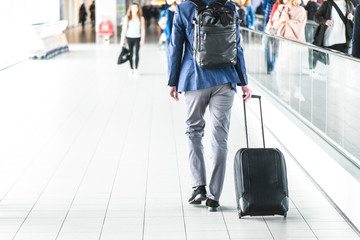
[169,86,179,101]
[242,85,252,103]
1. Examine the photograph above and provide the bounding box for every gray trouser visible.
[184,83,235,201]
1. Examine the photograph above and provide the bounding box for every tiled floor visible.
[0,42,359,240]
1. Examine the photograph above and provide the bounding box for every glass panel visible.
[240,28,360,164]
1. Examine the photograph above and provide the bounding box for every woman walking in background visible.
[272,0,307,42]
[120,2,146,75]
[244,0,256,29]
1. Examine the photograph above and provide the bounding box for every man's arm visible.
[233,4,248,87]
[314,1,329,26]
[231,3,251,102]
[167,6,186,99]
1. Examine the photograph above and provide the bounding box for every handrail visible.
[240,26,360,63]
[240,25,360,167]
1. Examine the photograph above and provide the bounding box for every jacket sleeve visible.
[347,0,355,14]
[159,9,166,20]
[234,7,248,86]
[352,6,360,58]
[263,0,269,12]
[315,1,329,25]
[167,6,185,88]
[288,6,306,25]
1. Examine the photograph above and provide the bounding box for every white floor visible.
[0,43,359,240]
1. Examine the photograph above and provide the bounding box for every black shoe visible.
[206,198,220,212]
[188,185,206,204]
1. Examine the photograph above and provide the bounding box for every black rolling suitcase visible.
[234,95,289,218]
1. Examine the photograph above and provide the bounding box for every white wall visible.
[0,0,60,69]
[27,0,60,24]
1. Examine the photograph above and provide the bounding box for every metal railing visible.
[240,27,360,167]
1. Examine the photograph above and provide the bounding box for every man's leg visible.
[207,83,235,201]
[184,88,211,191]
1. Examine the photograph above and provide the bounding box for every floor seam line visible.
[97,80,138,240]
[171,100,188,240]
[54,88,121,239]
[10,89,108,240]
[142,81,154,240]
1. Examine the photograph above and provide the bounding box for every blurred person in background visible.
[158,0,183,49]
[350,0,359,7]
[79,3,87,30]
[232,0,247,26]
[263,0,276,29]
[142,5,152,28]
[239,0,256,28]
[272,0,307,42]
[120,2,146,75]
[352,5,360,57]
[314,0,354,53]
[89,1,95,28]
[305,0,319,42]
[265,0,284,33]
[256,0,265,14]
[264,0,284,74]
[305,0,320,20]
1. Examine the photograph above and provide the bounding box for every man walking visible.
[168,0,252,212]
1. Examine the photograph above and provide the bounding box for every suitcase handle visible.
[242,95,266,148]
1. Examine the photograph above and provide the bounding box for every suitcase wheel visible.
[283,212,287,218]
[238,211,244,219]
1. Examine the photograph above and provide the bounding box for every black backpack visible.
[189,0,238,69]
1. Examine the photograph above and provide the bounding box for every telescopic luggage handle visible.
[242,95,266,148]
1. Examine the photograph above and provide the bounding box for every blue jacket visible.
[159,7,174,40]
[167,0,248,92]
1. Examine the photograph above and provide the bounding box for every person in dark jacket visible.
[79,4,87,30]
[305,0,320,20]
[314,0,354,53]
[352,5,360,57]
[89,1,95,28]
[256,0,265,14]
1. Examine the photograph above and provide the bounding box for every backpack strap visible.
[217,0,228,5]
[188,0,207,7]
[329,0,347,26]
[189,0,228,7]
